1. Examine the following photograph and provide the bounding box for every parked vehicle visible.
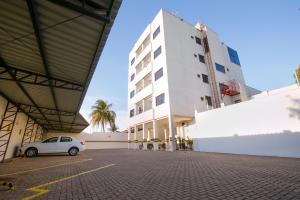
[20,136,85,157]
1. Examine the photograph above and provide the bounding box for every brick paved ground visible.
[0,149,299,200]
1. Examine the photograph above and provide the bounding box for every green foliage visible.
[295,66,300,84]
[186,136,193,145]
[90,99,116,132]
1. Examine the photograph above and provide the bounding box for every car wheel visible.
[25,148,37,157]
[68,147,78,156]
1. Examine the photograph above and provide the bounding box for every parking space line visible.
[0,158,93,177]
[22,164,115,200]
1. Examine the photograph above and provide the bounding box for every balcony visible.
[134,44,151,69]
[134,83,152,103]
[136,73,152,94]
[129,108,153,125]
[136,35,151,59]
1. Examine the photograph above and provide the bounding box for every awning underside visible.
[0,0,121,132]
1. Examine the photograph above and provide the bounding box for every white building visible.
[127,9,258,151]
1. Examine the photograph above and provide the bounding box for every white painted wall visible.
[46,132,128,149]
[185,84,300,158]
[81,132,128,149]
[5,112,27,159]
[0,96,31,160]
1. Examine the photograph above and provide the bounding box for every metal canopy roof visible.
[0,0,121,133]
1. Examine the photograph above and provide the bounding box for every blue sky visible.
[80,0,300,132]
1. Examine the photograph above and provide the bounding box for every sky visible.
[80,0,300,132]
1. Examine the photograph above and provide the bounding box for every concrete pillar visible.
[147,129,150,141]
[164,128,167,142]
[142,123,146,141]
[153,120,159,150]
[127,127,131,149]
[168,115,176,152]
[134,125,138,149]
[153,120,157,139]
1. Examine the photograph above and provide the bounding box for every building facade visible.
[127,9,253,151]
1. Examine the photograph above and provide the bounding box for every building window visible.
[197,74,201,78]
[195,36,201,45]
[130,73,135,82]
[202,74,209,83]
[201,97,204,101]
[154,46,162,59]
[205,96,212,106]
[138,106,143,114]
[194,54,197,58]
[191,36,194,39]
[130,109,134,117]
[155,68,163,81]
[130,90,135,99]
[156,93,165,106]
[219,83,226,92]
[198,54,205,63]
[153,26,160,39]
[215,63,226,73]
[227,46,240,65]
[131,57,135,66]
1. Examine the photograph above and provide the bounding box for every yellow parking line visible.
[0,158,93,177]
[22,164,115,200]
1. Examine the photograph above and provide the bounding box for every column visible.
[142,123,147,150]
[134,125,138,149]
[147,129,150,141]
[168,115,176,152]
[152,120,159,150]
[164,128,167,142]
[142,123,146,141]
[152,120,157,139]
[127,127,131,149]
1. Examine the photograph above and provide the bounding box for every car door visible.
[57,136,73,152]
[39,137,59,153]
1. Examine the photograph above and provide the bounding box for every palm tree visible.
[90,99,116,132]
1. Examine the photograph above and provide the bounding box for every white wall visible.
[81,132,128,149]
[186,84,300,158]
[45,132,128,149]
[193,133,300,158]
[0,96,31,160]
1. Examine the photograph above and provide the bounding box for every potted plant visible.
[186,137,193,150]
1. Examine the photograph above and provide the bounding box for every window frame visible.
[227,47,240,66]
[153,26,160,39]
[155,93,165,106]
[215,63,226,73]
[205,96,212,106]
[130,73,135,82]
[130,109,135,117]
[130,57,135,66]
[130,90,135,99]
[198,54,205,63]
[202,74,209,84]
[195,36,201,45]
[153,46,162,59]
[154,68,163,81]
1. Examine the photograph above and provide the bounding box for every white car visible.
[20,136,85,157]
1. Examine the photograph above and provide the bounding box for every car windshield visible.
[42,137,58,143]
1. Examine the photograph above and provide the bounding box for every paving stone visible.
[0,150,299,200]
